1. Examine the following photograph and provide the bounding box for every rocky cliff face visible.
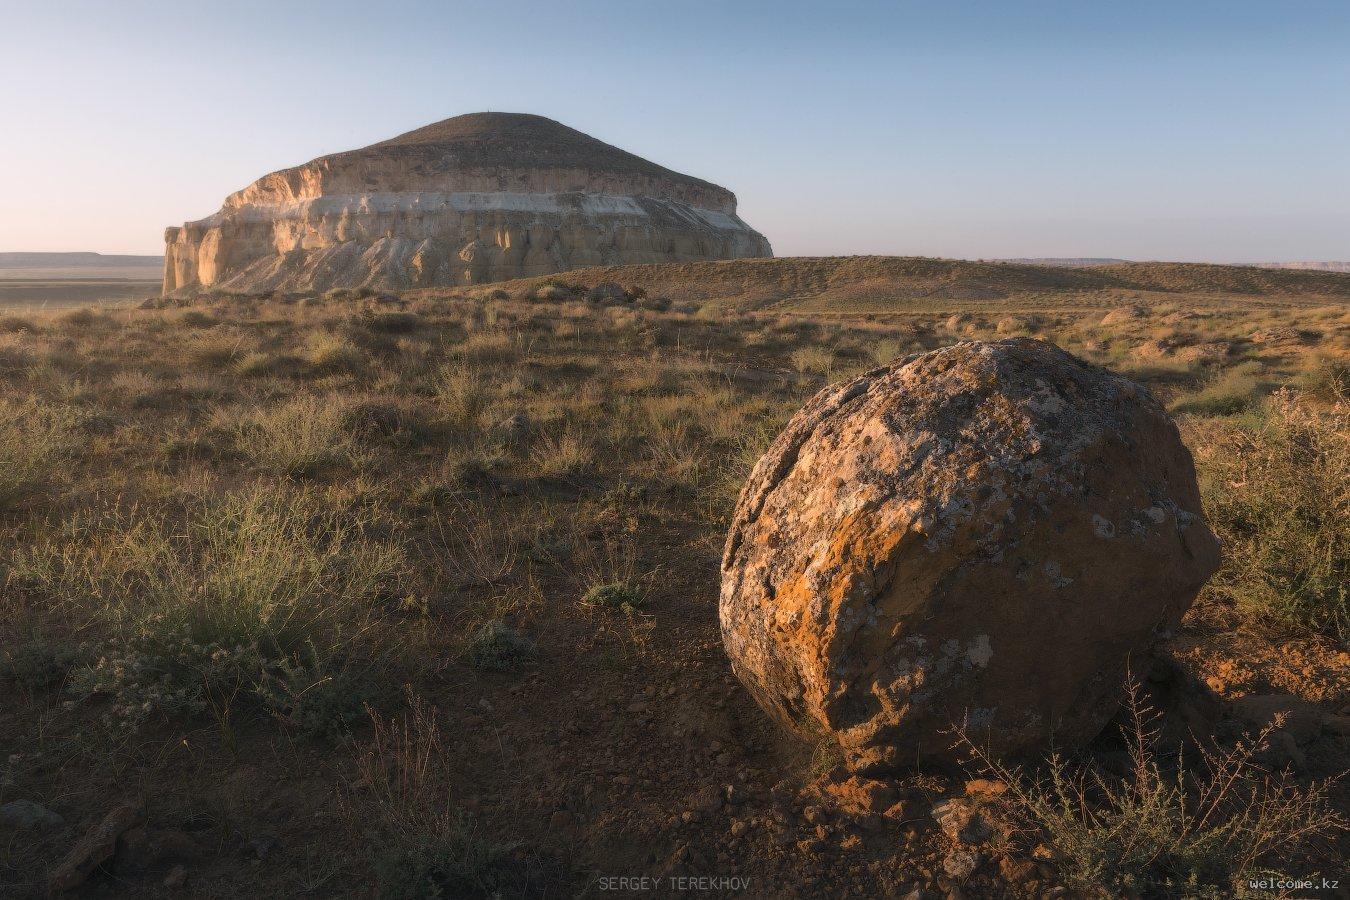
[163,113,771,295]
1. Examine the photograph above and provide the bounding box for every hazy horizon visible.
[2,1,1347,261]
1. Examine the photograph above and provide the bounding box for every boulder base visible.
[720,339,1220,767]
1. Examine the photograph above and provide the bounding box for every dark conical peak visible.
[342,112,716,188]
[372,112,589,149]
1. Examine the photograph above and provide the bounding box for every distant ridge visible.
[1257,261,1350,273]
[451,256,1350,312]
[1001,257,1350,274]
[999,258,1131,267]
[0,252,163,268]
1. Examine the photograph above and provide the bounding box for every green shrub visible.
[1191,389,1348,643]
[1171,362,1265,417]
[0,637,81,689]
[256,649,372,739]
[465,620,533,672]
[69,618,266,729]
[581,581,644,611]
[12,489,408,730]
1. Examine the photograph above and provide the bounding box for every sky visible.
[1,0,1347,261]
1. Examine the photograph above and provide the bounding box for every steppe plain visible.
[0,256,1346,897]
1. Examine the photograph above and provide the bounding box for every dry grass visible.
[956,683,1346,896]
[0,279,1344,895]
[0,396,77,508]
[1189,389,1349,643]
[346,695,541,898]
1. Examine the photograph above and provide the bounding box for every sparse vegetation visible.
[957,684,1346,897]
[1191,389,1349,643]
[0,396,76,508]
[0,274,1345,895]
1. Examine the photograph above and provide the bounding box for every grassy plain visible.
[0,257,1346,897]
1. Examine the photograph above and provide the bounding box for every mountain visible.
[163,112,771,295]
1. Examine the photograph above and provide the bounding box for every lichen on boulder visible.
[720,338,1220,768]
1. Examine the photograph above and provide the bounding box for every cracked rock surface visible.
[720,338,1220,767]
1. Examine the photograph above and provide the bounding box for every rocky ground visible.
[0,269,1346,897]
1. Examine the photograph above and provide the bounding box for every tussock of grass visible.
[1298,355,1349,403]
[304,330,365,375]
[956,684,1346,897]
[790,345,835,375]
[433,361,488,432]
[237,394,355,476]
[528,431,594,479]
[1190,389,1349,643]
[1171,362,1266,417]
[8,488,409,729]
[0,396,77,508]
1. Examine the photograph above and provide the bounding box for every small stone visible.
[47,799,141,893]
[881,800,907,821]
[824,776,897,815]
[796,837,826,854]
[963,778,1007,797]
[729,820,748,837]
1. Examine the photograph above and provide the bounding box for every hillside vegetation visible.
[438,256,1350,314]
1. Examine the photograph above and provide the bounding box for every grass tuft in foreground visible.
[1190,388,1349,644]
[956,683,1346,897]
[9,488,409,730]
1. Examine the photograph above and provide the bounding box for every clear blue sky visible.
[2,0,1347,261]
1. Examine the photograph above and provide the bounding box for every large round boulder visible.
[720,339,1220,767]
